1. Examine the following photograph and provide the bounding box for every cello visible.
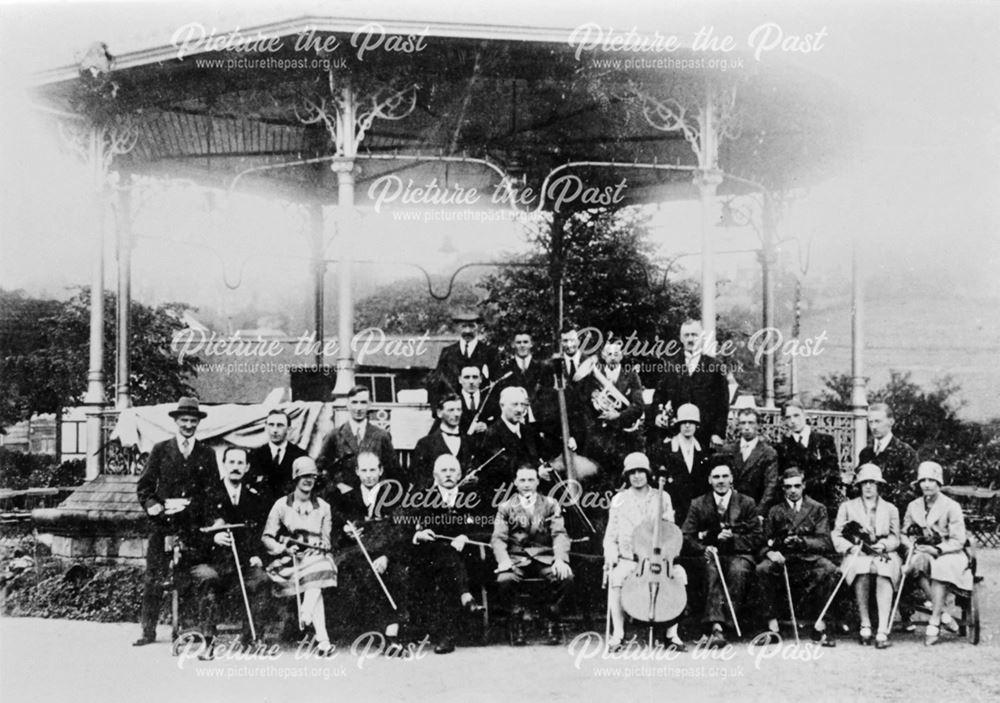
[620,475,687,625]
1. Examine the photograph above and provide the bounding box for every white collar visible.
[714,490,732,506]
[176,435,194,451]
[795,426,811,444]
[787,498,802,511]
[350,419,367,434]
[518,493,537,509]
[874,433,893,451]
[438,486,458,506]
[670,435,702,452]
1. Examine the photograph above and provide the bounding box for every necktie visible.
[717,499,726,518]
[462,342,470,359]
[274,447,282,465]
[181,439,191,458]
[356,427,364,446]
[741,443,751,461]
[568,359,576,378]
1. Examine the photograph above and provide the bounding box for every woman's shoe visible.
[858,626,873,646]
[875,632,891,649]
[315,640,333,656]
[666,638,688,652]
[924,624,940,646]
[940,613,959,634]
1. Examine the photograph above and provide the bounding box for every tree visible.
[817,370,999,486]
[354,278,482,335]
[480,207,701,378]
[0,287,200,432]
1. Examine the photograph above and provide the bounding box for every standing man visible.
[428,311,498,410]
[755,468,840,646]
[647,319,730,449]
[248,409,308,505]
[194,446,269,655]
[499,331,549,427]
[857,402,919,509]
[551,324,593,452]
[724,408,779,518]
[317,386,400,492]
[682,462,761,647]
[457,365,498,436]
[133,397,218,646]
[492,465,573,646]
[778,399,843,516]
[411,394,478,489]
[584,336,646,490]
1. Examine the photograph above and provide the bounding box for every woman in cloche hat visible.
[831,463,902,648]
[901,461,972,645]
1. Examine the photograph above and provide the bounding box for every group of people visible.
[131,315,975,656]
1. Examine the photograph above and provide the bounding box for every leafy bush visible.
[4,562,143,622]
[0,448,85,490]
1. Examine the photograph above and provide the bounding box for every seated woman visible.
[262,457,338,655]
[901,461,973,646]
[832,464,902,649]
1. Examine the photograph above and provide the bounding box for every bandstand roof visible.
[28,1,853,209]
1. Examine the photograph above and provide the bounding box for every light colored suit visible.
[902,493,972,590]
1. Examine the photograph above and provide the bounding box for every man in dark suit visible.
[248,409,308,506]
[647,319,730,449]
[755,468,840,645]
[333,451,409,651]
[411,394,478,489]
[777,399,843,516]
[427,311,498,410]
[134,397,218,647]
[317,385,401,493]
[857,402,919,508]
[682,463,761,646]
[548,324,594,454]
[456,365,499,436]
[583,336,646,490]
[498,331,550,427]
[479,386,545,507]
[724,407,779,518]
[647,403,712,526]
[193,446,269,655]
[409,454,490,654]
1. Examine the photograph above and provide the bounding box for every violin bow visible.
[457,448,506,488]
[466,372,513,434]
[344,521,398,611]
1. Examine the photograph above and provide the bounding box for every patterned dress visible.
[263,494,337,596]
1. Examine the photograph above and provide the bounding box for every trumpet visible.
[589,364,643,433]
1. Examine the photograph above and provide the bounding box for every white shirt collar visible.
[503,418,522,437]
[604,365,621,383]
[788,498,802,512]
[518,493,537,509]
[796,426,811,445]
[438,486,458,507]
[740,437,759,451]
[874,433,893,452]
[176,435,193,451]
[350,419,368,435]
[715,490,732,508]
[361,483,380,506]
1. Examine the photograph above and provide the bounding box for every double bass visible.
[620,475,687,623]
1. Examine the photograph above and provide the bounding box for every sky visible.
[0,0,998,416]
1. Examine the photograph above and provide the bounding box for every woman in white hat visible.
[901,461,972,645]
[831,464,901,648]
[262,456,338,654]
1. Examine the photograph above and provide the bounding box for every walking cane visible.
[815,545,861,630]
[201,523,256,641]
[782,562,800,644]
[888,545,917,638]
[709,548,742,637]
[345,521,398,611]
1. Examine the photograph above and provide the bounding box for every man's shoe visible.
[706,629,727,649]
[433,638,455,654]
[811,627,836,648]
[510,622,526,647]
[666,637,688,652]
[132,635,156,647]
[198,639,216,661]
[546,622,563,646]
[875,632,891,649]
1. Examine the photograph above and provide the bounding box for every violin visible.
[620,476,687,623]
